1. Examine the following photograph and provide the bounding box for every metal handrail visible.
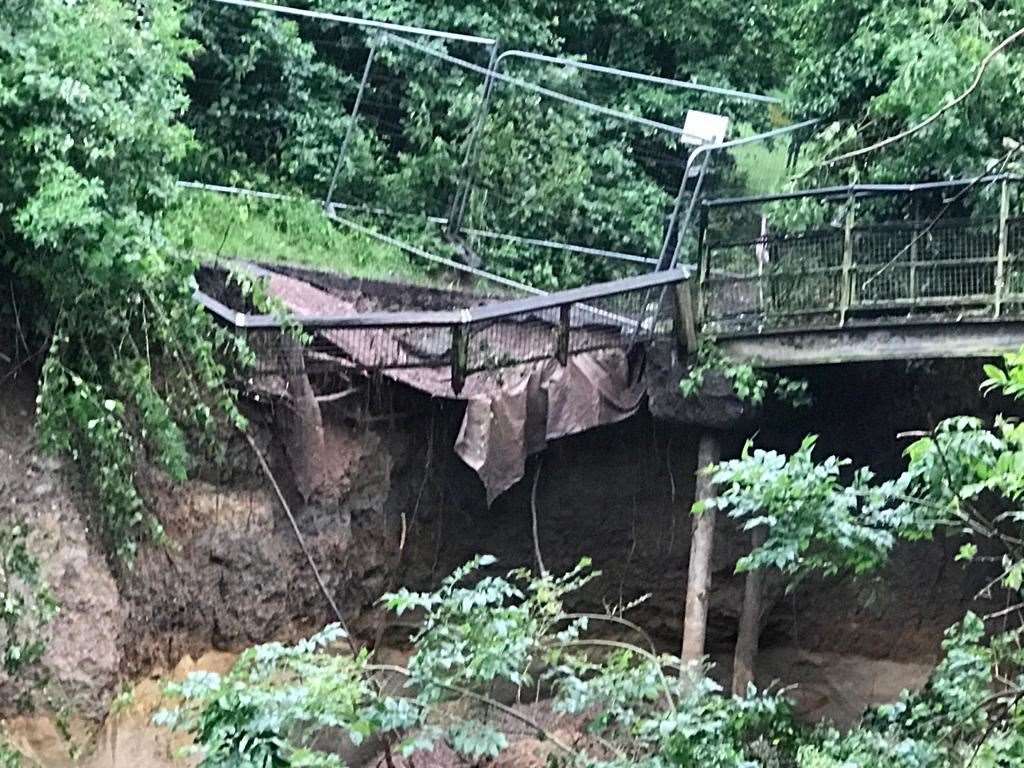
[702,174,1022,209]
[198,266,688,330]
[493,50,779,104]
[207,0,498,46]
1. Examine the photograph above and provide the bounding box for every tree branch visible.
[824,25,1024,166]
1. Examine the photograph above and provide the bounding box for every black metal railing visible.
[197,267,686,393]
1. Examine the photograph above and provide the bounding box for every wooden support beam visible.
[555,304,571,365]
[674,282,698,353]
[732,526,767,696]
[681,431,721,667]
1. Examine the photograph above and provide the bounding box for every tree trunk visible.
[732,526,767,695]
[681,431,721,668]
[278,335,326,501]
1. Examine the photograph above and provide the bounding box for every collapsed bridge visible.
[186,1,1024,499]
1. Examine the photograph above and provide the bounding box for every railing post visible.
[909,197,920,304]
[696,204,710,327]
[995,179,1010,318]
[555,304,571,365]
[324,37,380,210]
[839,194,856,327]
[450,320,469,395]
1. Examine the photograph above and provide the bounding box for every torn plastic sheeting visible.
[261,269,645,502]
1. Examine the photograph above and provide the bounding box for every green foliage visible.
[0,739,23,768]
[800,613,1024,767]
[159,551,1024,767]
[680,337,811,409]
[0,525,57,678]
[703,351,1024,762]
[0,0,248,562]
[786,0,1024,181]
[707,436,930,579]
[155,623,375,768]
[160,555,808,767]
[178,0,788,290]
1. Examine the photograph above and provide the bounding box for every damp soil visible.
[0,348,1013,765]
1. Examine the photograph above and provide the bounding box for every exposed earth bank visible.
[0,355,1008,764]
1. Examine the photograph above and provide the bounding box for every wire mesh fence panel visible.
[851,224,915,305]
[912,218,998,304]
[703,229,844,331]
[568,288,663,353]
[1006,217,1024,301]
[243,324,457,378]
[700,178,1024,335]
[464,316,557,374]
[213,268,683,388]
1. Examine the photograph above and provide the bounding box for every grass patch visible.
[164,188,436,284]
[731,122,793,197]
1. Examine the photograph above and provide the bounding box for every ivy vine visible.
[1,0,249,562]
[680,336,811,409]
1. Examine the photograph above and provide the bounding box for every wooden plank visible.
[717,320,1024,368]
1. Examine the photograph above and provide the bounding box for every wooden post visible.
[555,304,571,365]
[450,322,468,395]
[839,195,856,326]
[995,179,1010,318]
[909,197,920,305]
[681,431,721,667]
[674,282,698,354]
[731,526,767,696]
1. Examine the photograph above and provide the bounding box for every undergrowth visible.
[680,336,811,409]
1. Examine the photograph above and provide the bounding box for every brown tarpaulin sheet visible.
[265,271,644,502]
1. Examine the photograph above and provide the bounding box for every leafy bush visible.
[159,555,807,767]
[680,337,811,409]
[158,550,1024,768]
[0,0,249,562]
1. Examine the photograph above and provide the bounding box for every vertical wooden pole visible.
[555,304,571,365]
[681,431,721,667]
[839,194,856,327]
[909,197,920,305]
[450,323,468,395]
[731,526,767,696]
[995,179,1010,318]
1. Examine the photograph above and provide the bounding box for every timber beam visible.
[716,320,1024,369]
